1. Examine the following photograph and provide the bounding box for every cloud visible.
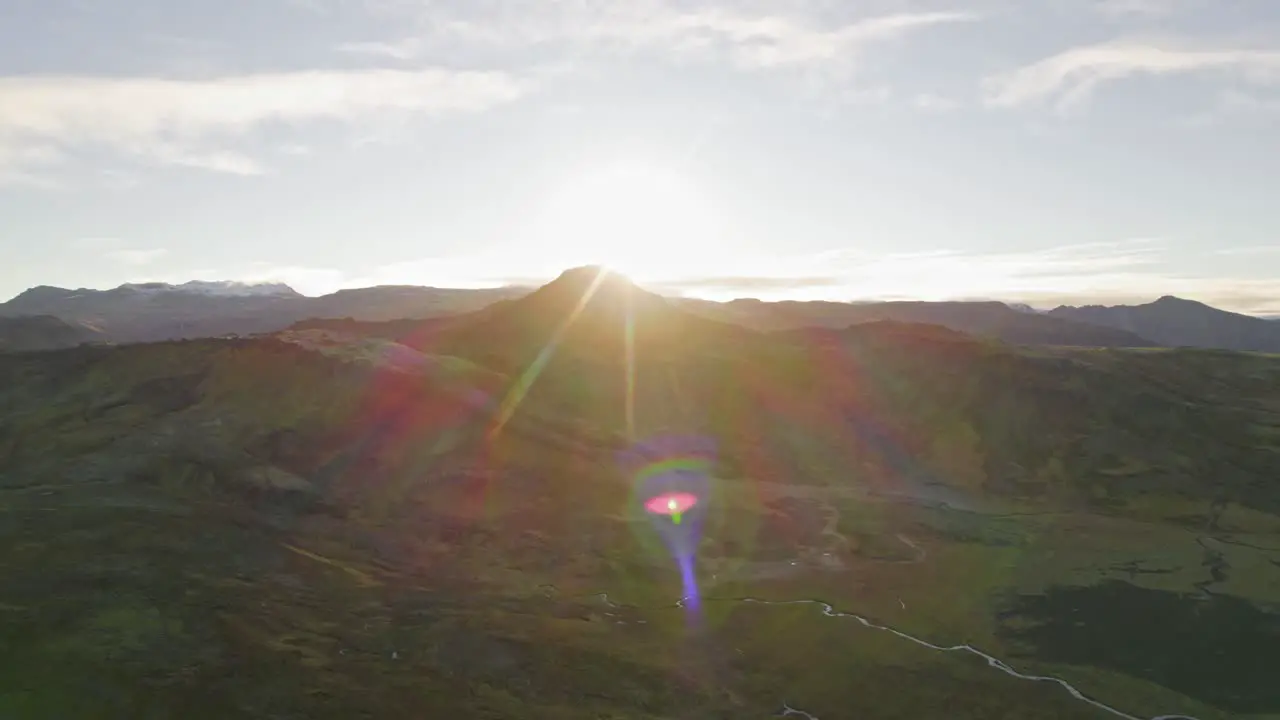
[1091,0,1192,18]
[0,67,529,180]
[650,275,845,291]
[71,237,124,251]
[913,92,961,111]
[339,5,978,74]
[107,248,170,266]
[1214,244,1280,256]
[0,144,64,188]
[664,10,979,71]
[71,238,169,266]
[986,39,1280,109]
[338,38,425,61]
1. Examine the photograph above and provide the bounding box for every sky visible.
[3,0,1280,313]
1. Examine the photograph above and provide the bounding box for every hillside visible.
[1,269,1278,719]
[676,297,1160,348]
[1051,295,1280,352]
[0,314,101,352]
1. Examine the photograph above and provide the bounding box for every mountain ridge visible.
[1050,295,1280,352]
[10,274,1280,353]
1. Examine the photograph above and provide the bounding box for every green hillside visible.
[2,271,1278,720]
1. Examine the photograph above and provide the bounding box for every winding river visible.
[593,592,1203,720]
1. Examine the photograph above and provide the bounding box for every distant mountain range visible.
[0,281,531,346]
[1050,296,1280,353]
[3,276,1278,353]
[672,297,1158,348]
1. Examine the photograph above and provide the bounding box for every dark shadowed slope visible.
[298,268,1280,516]
[675,297,1159,348]
[0,315,101,352]
[1050,295,1280,352]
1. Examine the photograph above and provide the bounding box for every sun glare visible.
[530,161,727,282]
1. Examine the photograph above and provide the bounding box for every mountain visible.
[0,314,101,352]
[674,297,1159,347]
[3,277,1174,351]
[1,268,1278,719]
[118,280,301,298]
[1005,302,1042,314]
[0,281,529,343]
[1050,295,1280,353]
[302,285,530,323]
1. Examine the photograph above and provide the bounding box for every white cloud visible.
[339,5,978,73]
[107,248,170,266]
[71,239,169,266]
[1214,244,1280,256]
[986,39,1280,109]
[71,237,124,251]
[1091,0,1192,18]
[0,67,529,180]
[666,10,979,71]
[0,143,64,188]
[338,38,425,60]
[913,92,960,111]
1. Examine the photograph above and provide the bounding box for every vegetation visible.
[1,272,1278,719]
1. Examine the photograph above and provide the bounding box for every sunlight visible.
[529,161,728,281]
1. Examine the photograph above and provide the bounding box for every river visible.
[593,592,1203,720]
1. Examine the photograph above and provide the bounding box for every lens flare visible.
[645,491,698,525]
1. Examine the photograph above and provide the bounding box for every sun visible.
[529,161,727,282]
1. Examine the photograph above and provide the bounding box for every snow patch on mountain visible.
[119,280,299,298]
[1005,302,1044,314]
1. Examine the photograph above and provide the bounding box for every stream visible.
[593,592,1203,720]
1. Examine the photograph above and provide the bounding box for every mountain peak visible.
[1149,295,1215,309]
[531,266,657,314]
[547,265,635,293]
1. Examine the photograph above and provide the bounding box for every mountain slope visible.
[675,297,1159,348]
[0,314,101,352]
[1050,295,1280,352]
[298,269,1280,514]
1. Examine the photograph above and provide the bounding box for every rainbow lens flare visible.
[644,491,699,525]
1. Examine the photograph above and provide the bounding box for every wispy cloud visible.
[339,5,978,75]
[0,67,529,182]
[107,248,170,266]
[986,39,1280,109]
[655,239,1166,298]
[1214,244,1280,256]
[71,238,169,266]
[0,144,64,188]
[913,92,961,112]
[1091,0,1196,18]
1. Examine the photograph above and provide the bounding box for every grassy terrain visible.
[3,275,1280,719]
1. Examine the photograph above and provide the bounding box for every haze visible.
[3,0,1280,313]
